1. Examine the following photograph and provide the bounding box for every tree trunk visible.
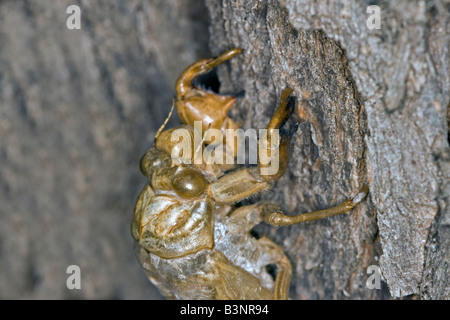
[0,0,448,299]
[205,0,449,299]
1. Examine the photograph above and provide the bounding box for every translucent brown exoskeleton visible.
[131,49,369,299]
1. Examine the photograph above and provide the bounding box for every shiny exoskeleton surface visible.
[131,49,369,299]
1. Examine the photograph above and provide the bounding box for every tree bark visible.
[205,0,449,299]
[0,0,448,299]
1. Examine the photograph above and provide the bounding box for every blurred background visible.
[1,0,448,300]
[0,0,211,299]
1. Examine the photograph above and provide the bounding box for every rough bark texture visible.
[0,0,448,299]
[206,0,449,299]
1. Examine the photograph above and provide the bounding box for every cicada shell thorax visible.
[137,143,218,259]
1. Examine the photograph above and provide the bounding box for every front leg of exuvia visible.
[174,48,244,165]
[175,48,243,135]
[208,84,370,223]
[209,87,297,203]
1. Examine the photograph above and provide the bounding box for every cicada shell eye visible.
[139,147,170,178]
[155,125,195,164]
[172,168,208,199]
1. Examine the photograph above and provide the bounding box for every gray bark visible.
[0,0,448,299]
[206,0,449,299]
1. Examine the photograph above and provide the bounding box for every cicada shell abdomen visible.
[137,195,215,259]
